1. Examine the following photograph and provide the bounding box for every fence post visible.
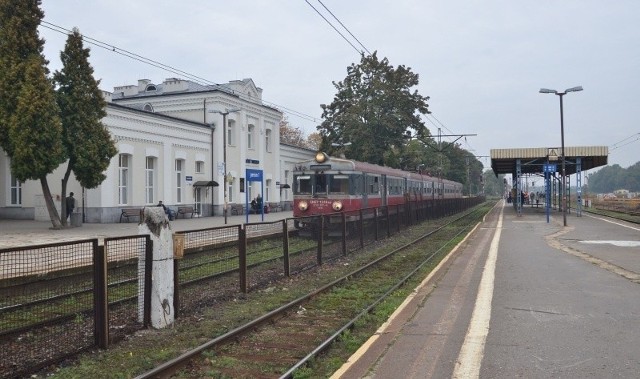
[341,212,347,256]
[283,220,290,277]
[317,216,324,266]
[143,236,152,327]
[239,225,247,293]
[396,205,401,233]
[93,241,108,349]
[138,208,174,329]
[359,210,364,248]
[386,206,391,238]
[173,259,180,319]
[374,208,379,241]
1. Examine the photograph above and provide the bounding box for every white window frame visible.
[175,159,184,204]
[247,124,255,149]
[145,157,156,204]
[265,129,272,153]
[195,160,204,174]
[10,173,21,206]
[227,121,235,146]
[118,154,131,205]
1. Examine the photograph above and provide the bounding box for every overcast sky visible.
[39,1,639,171]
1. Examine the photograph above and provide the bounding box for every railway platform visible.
[0,210,293,249]
[333,201,640,378]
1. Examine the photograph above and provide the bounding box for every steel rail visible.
[134,207,483,378]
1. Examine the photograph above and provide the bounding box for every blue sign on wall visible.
[246,169,263,182]
[543,164,557,173]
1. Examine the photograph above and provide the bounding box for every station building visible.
[0,78,315,222]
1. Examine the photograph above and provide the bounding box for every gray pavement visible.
[334,202,640,378]
[0,211,293,249]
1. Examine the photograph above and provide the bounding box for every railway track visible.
[134,205,489,378]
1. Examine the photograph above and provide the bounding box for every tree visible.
[318,52,431,167]
[0,0,66,228]
[53,28,117,224]
[279,117,308,147]
[483,170,505,197]
[306,132,321,151]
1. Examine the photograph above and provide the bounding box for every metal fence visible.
[0,196,485,378]
[0,239,98,379]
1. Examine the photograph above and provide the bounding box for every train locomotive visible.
[292,152,463,224]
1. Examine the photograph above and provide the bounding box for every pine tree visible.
[0,0,66,228]
[54,28,117,224]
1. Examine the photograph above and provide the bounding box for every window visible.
[294,175,312,194]
[175,159,184,203]
[265,129,272,152]
[145,157,156,204]
[329,174,350,194]
[10,173,21,205]
[247,124,255,149]
[195,161,204,174]
[227,121,235,146]
[266,179,271,201]
[118,154,131,205]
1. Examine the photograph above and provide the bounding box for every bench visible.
[268,202,282,212]
[230,204,245,215]
[177,206,195,218]
[120,208,143,223]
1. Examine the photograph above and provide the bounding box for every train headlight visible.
[298,200,309,211]
[332,201,343,211]
[315,151,328,163]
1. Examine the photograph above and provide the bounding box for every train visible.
[292,152,463,221]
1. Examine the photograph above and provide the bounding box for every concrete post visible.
[138,207,175,328]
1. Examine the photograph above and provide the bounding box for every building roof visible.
[490,146,608,176]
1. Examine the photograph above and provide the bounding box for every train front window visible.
[295,175,312,194]
[329,174,350,194]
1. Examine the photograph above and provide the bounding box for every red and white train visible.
[292,152,463,219]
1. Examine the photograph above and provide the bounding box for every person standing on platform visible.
[65,192,75,220]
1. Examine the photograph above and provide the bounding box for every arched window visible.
[143,103,154,112]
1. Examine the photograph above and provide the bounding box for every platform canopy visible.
[490,146,608,176]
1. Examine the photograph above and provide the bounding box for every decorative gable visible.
[227,78,263,103]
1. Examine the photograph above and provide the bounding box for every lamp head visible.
[565,86,583,93]
[539,88,557,94]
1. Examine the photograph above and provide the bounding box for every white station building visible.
[0,78,314,222]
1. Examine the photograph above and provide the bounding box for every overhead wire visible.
[40,21,321,124]
[610,132,640,151]
[315,0,371,55]
[304,0,363,55]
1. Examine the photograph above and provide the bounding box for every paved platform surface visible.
[0,211,293,249]
[332,202,640,378]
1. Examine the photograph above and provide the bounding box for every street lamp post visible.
[209,108,240,224]
[539,86,583,226]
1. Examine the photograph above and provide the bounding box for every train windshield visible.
[294,173,352,196]
[329,174,350,194]
[295,175,312,194]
